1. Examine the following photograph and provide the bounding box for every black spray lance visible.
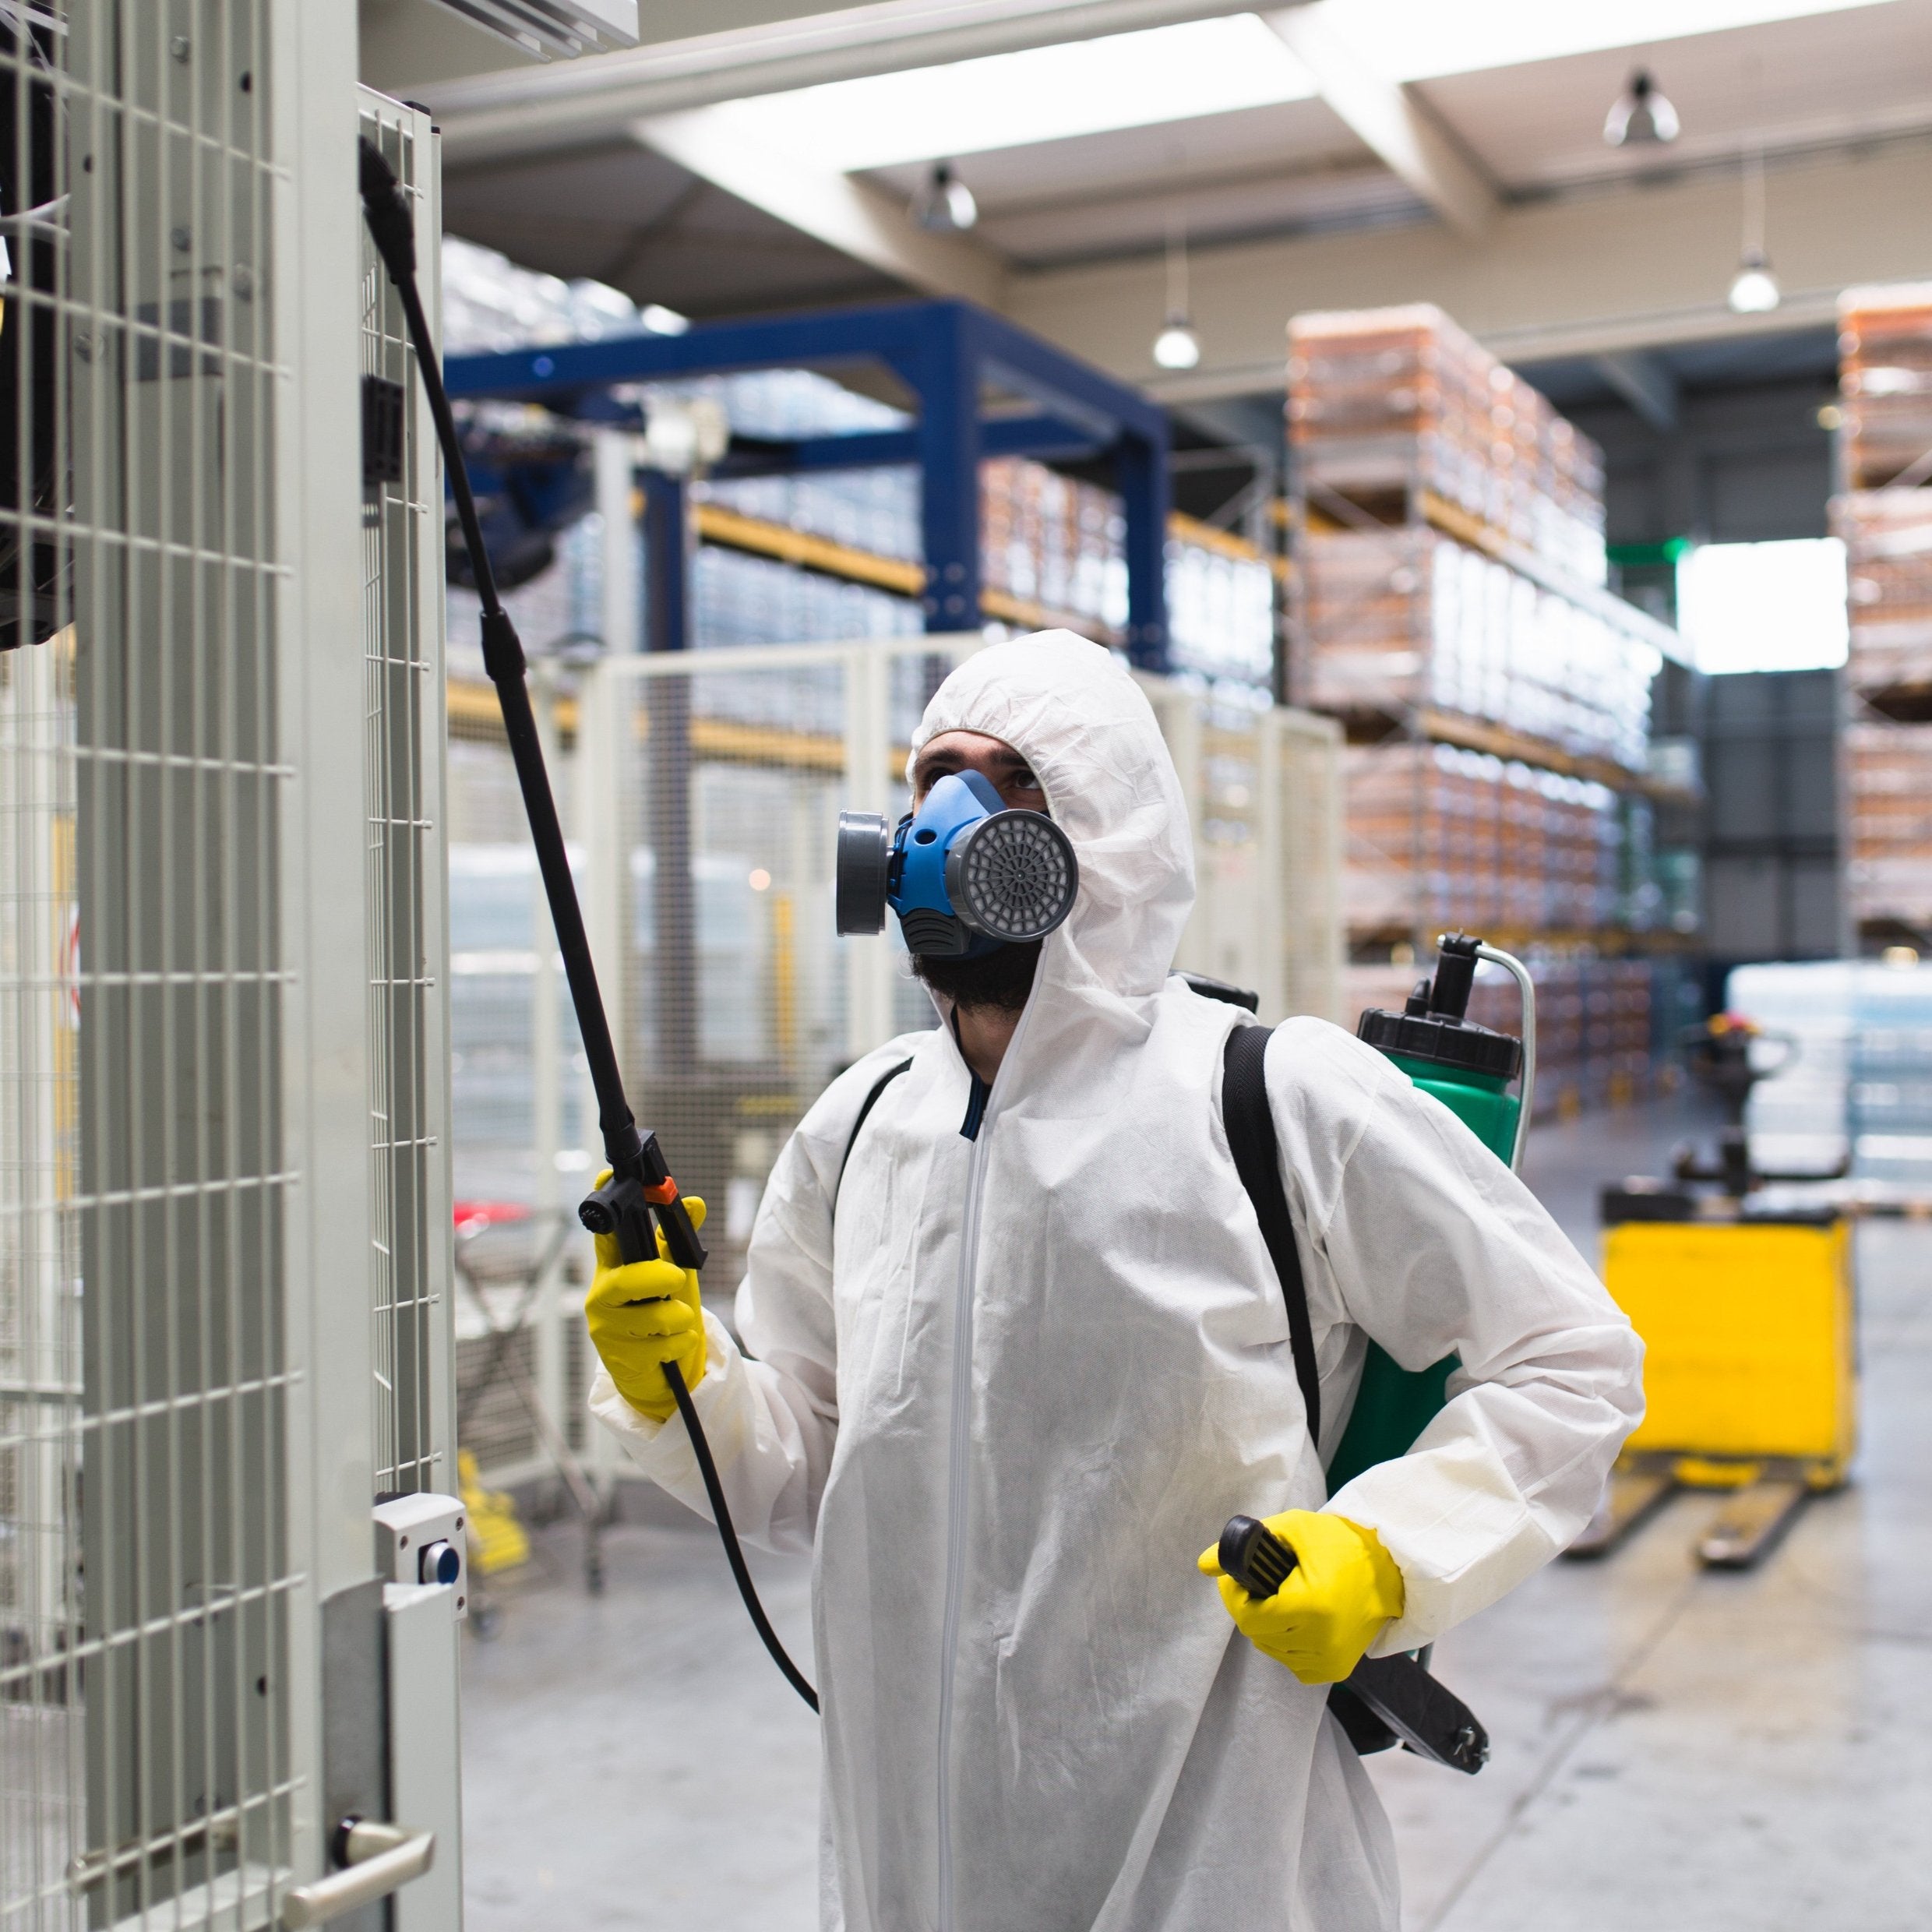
[359,140,816,1712]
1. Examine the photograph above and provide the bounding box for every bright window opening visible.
[721,16,1315,173]
[1676,538,1849,675]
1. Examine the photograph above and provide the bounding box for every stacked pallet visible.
[1289,303,1670,961]
[1836,285,1932,943]
[1845,720,1932,933]
[703,451,1278,686]
[1839,283,1932,493]
[1343,743,1620,939]
[1289,304,1606,584]
[1834,491,1932,696]
[1287,305,1656,760]
[1298,526,1651,764]
[978,457,1124,634]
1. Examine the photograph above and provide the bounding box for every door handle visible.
[280,1820,435,1928]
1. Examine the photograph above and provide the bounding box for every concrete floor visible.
[458,1095,1932,1930]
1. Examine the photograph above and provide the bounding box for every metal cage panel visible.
[2,8,440,1928]
[357,91,453,1507]
[2,5,301,1924]
[1140,678,1347,1027]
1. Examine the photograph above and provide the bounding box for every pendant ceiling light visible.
[1727,131,1780,316]
[910,160,978,234]
[1604,68,1680,146]
[1152,202,1201,372]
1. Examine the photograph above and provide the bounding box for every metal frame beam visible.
[426,0,1312,163]
[445,297,1173,664]
[633,108,1006,306]
[1261,3,1496,236]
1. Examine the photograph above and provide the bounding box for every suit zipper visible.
[935,1123,987,1932]
[934,1006,1035,1932]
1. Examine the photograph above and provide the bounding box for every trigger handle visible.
[1219,1514,1299,1599]
[579,1173,658,1267]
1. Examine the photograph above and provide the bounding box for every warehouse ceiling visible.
[417,0,1932,408]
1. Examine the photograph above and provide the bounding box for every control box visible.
[373,1491,469,1618]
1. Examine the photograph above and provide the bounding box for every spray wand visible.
[359,139,817,1713]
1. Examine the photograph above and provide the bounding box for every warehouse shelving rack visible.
[443,297,1177,665]
[1281,323,1701,1123]
[1834,284,1932,959]
[1284,435,1694,960]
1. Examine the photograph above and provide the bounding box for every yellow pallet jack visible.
[1570,1017,1856,1571]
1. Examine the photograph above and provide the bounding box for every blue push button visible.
[418,1539,462,1587]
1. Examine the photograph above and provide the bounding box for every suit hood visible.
[908,632,1194,1021]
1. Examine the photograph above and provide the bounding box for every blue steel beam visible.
[442,298,1171,668]
[905,302,979,634]
[444,301,1161,456]
[717,414,1109,478]
[445,300,961,404]
[444,307,1164,462]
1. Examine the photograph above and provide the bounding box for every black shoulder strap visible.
[836,1057,914,1204]
[1222,1023,1321,1444]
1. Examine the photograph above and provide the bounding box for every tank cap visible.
[1357,1004,1522,1081]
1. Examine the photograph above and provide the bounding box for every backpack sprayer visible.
[1215,932,1535,1775]
[1327,933,1535,1493]
[359,143,818,1713]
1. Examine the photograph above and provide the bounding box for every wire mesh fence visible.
[358,93,452,1507]
[3,5,301,1924]
[594,642,957,1312]
[1141,677,1345,1027]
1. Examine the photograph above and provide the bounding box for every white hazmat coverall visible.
[594,631,1645,1932]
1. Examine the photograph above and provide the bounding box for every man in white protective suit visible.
[584,630,1645,1932]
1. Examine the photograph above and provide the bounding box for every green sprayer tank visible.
[1325,933,1528,1492]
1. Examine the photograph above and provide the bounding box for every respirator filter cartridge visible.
[943,810,1077,943]
[834,771,1079,955]
[836,811,894,936]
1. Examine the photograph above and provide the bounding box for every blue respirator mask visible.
[835,770,1080,958]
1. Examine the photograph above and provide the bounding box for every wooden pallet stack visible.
[978,457,1124,636]
[1341,742,1621,938]
[1289,303,1606,589]
[1835,284,1932,948]
[1287,302,1689,1110]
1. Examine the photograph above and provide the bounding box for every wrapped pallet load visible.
[1287,303,1680,1116]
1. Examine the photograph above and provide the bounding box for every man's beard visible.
[911,939,1042,1016]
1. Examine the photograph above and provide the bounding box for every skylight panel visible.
[730,14,1316,174]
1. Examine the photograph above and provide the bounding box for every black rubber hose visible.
[663,1363,819,1712]
[358,136,819,1715]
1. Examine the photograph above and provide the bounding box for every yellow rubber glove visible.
[1197,1508,1405,1685]
[584,1178,708,1423]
